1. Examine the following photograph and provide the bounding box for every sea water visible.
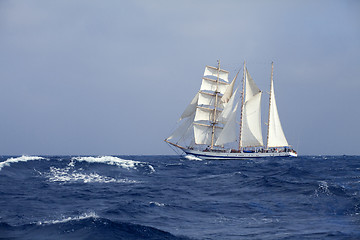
[0,155,359,239]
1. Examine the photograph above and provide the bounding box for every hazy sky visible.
[0,0,359,155]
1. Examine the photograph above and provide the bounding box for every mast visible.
[266,62,289,148]
[210,60,221,149]
[238,61,246,151]
[266,62,273,149]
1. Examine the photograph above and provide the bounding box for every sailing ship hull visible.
[183,149,297,160]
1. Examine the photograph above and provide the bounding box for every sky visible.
[0,0,359,155]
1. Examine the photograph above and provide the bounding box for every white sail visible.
[204,66,229,82]
[218,87,238,123]
[240,69,264,147]
[167,112,195,142]
[267,77,288,147]
[221,77,236,103]
[194,107,216,122]
[198,92,221,107]
[193,64,230,148]
[180,92,199,121]
[215,102,239,146]
[245,70,259,101]
[200,78,228,94]
[241,92,264,147]
[193,124,221,145]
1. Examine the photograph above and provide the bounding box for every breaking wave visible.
[37,212,98,225]
[0,155,46,171]
[184,155,202,161]
[149,201,165,207]
[41,158,141,184]
[71,156,155,172]
[46,166,139,184]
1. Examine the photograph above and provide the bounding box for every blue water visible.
[0,155,359,239]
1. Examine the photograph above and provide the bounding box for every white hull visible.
[183,149,297,160]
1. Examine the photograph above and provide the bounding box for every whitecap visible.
[314,180,332,197]
[184,155,202,161]
[0,155,46,171]
[46,166,138,184]
[37,212,98,225]
[149,201,165,207]
[71,156,155,172]
[148,165,156,173]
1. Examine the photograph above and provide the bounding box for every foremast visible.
[166,61,232,151]
[210,60,221,150]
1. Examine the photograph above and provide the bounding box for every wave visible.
[0,155,46,171]
[46,166,139,184]
[314,180,332,196]
[313,180,351,198]
[0,215,191,240]
[0,155,156,173]
[43,158,140,184]
[37,212,98,225]
[149,201,165,207]
[184,155,202,161]
[71,156,155,172]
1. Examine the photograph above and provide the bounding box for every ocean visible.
[0,155,359,239]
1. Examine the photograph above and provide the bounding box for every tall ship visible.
[165,61,297,160]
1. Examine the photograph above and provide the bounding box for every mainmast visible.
[266,62,274,149]
[210,60,221,149]
[238,61,246,151]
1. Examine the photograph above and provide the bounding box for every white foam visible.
[37,212,98,225]
[149,201,165,207]
[185,155,202,161]
[314,180,332,197]
[148,165,156,173]
[47,166,138,184]
[0,155,45,171]
[71,156,155,172]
